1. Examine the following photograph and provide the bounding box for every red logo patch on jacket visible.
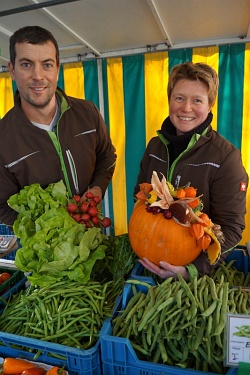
[240,182,247,192]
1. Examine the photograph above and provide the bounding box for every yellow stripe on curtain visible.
[192,47,219,131]
[63,62,84,99]
[0,72,14,118]
[144,52,169,145]
[241,43,250,245]
[107,58,127,235]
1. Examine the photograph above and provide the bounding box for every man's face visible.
[8,41,59,110]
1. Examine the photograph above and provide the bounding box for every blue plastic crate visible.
[0,332,102,375]
[100,280,238,375]
[246,242,250,272]
[0,248,18,261]
[0,264,116,375]
[100,318,238,375]
[224,246,249,274]
[0,224,13,236]
[0,281,108,375]
[130,262,151,282]
[0,266,26,298]
[0,224,21,260]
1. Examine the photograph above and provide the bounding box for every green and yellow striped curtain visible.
[0,44,249,245]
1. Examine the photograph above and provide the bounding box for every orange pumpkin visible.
[128,200,203,266]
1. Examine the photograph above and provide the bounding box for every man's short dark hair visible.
[10,26,60,66]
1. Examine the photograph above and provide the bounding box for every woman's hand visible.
[139,257,190,281]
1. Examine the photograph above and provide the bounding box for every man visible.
[0,26,116,227]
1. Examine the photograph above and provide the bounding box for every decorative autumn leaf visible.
[204,227,221,265]
[150,172,174,209]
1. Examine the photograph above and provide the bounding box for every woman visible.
[134,61,248,280]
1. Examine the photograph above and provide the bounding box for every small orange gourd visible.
[128,201,203,266]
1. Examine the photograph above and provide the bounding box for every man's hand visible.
[81,186,102,202]
[139,257,190,281]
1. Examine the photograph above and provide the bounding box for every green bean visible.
[175,288,184,308]
[204,313,213,340]
[194,318,206,350]
[124,292,145,322]
[167,310,185,337]
[131,341,150,356]
[212,286,223,333]
[158,338,168,363]
[125,279,154,288]
[152,345,161,363]
[164,305,186,323]
[244,272,250,286]
[197,345,209,363]
[212,282,229,336]
[178,337,189,365]
[207,276,220,301]
[113,292,142,334]
[237,291,245,313]
[140,328,149,352]
[65,333,82,348]
[166,340,183,361]
[239,271,246,286]
[132,314,138,337]
[215,331,224,348]
[203,285,209,310]
[156,297,175,312]
[181,316,197,330]
[138,296,169,331]
[177,274,196,305]
[201,300,218,318]
[241,292,250,314]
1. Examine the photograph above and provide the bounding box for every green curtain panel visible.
[0,45,249,246]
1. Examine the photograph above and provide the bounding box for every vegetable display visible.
[0,278,122,350]
[7,181,109,286]
[112,260,250,374]
[3,180,139,370]
[129,171,223,266]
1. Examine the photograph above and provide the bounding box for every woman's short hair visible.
[167,61,219,107]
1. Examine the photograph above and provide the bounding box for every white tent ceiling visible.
[1,0,250,70]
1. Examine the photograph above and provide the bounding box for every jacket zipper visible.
[158,130,205,187]
[66,150,79,194]
[47,93,74,197]
[48,131,73,197]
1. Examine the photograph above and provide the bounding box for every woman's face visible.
[169,79,212,135]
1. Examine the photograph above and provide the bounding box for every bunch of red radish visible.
[66,191,111,228]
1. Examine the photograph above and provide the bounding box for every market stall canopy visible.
[1,0,250,70]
